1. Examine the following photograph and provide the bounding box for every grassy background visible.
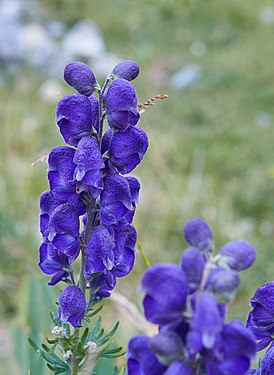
[1,0,274,372]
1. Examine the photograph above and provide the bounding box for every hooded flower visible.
[141,263,189,325]
[39,242,71,286]
[48,203,80,258]
[56,93,98,146]
[84,225,115,280]
[105,78,140,131]
[57,285,86,327]
[100,174,135,225]
[105,126,148,174]
[204,320,256,375]
[40,190,64,238]
[64,61,98,96]
[247,282,274,350]
[73,136,104,198]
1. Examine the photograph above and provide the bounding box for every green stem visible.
[71,328,80,374]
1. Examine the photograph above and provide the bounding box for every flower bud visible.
[207,267,240,304]
[57,285,86,327]
[181,247,205,291]
[184,218,213,253]
[64,61,98,96]
[219,240,256,271]
[112,60,140,81]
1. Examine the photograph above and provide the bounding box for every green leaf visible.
[85,304,103,318]
[28,337,41,354]
[81,327,89,346]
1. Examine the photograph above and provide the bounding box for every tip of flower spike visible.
[112,60,140,81]
[184,218,213,253]
[64,61,99,96]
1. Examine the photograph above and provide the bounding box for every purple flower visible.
[112,60,140,81]
[184,218,213,253]
[181,247,205,292]
[40,190,63,238]
[247,282,274,350]
[48,146,76,200]
[84,225,115,279]
[39,242,71,285]
[140,264,189,325]
[48,203,80,258]
[57,285,86,327]
[100,174,135,225]
[105,78,140,131]
[64,61,98,96]
[104,126,148,174]
[219,240,256,271]
[89,273,116,299]
[73,136,104,198]
[56,94,97,146]
[127,335,167,375]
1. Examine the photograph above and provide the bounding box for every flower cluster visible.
[246,282,274,374]
[127,218,257,375]
[38,59,148,327]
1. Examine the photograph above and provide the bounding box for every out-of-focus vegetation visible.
[1,0,274,372]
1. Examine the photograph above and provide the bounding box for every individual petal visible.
[127,335,167,375]
[48,146,76,200]
[64,61,98,96]
[48,203,80,257]
[56,94,95,146]
[207,267,240,304]
[48,203,79,239]
[181,247,205,292]
[107,126,148,174]
[100,174,134,225]
[105,78,140,131]
[250,282,274,316]
[222,320,256,360]
[219,240,256,271]
[141,263,189,325]
[40,190,64,237]
[89,273,116,299]
[184,218,213,253]
[73,136,104,198]
[57,285,86,327]
[127,177,141,204]
[39,242,70,285]
[88,94,100,133]
[85,225,115,279]
[112,60,140,81]
[188,292,223,355]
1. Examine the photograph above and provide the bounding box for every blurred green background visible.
[1,0,274,372]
